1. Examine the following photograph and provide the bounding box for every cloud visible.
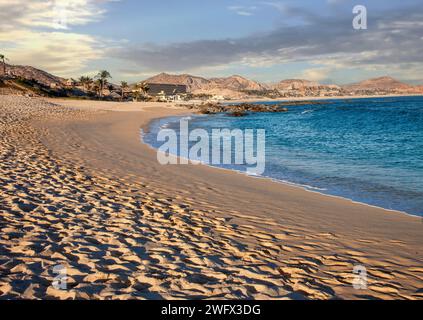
[110,4,423,79]
[300,67,333,82]
[227,5,257,16]
[0,30,102,74]
[326,0,346,4]
[0,0,116,76]
[0,0,116,30]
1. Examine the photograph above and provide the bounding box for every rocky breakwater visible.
[183,101,326,117]
[184,102,288,117]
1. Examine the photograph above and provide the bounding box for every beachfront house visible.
[146,83,187,101]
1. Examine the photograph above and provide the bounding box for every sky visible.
[0,0,422,84]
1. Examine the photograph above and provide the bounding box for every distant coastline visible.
[225,93,423,104]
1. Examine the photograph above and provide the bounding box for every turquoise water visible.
[144,96,423,216]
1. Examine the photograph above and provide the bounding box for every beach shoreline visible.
[142,110,422,219]
[141,97,423,219]
[1,96,422,300]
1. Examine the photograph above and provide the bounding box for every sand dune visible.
[0,96,422,300]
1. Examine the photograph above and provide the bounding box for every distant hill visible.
[271,79,321,91]
[343,76,414,93]
[144,73,209,92]
[144,73,265,94]
[3,63,65,88]
[0,63,76,97]
[207,75,266,92]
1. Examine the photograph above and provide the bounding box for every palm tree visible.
[79,76,94,92]
[139,82,150,96]
[133,83,140,102]
[0,54,9,77]
[133,90,141,102]
[79,76,89,91]
[133,82,146,102]
[95,70,112,97]
[93,79,102,96]
[78,76,84,87]
[120,81,128,101]
[70,78,77,88]
[86,77,94,92]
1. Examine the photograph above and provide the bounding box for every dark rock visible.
[229,111,247,117]
[193,102,289,115]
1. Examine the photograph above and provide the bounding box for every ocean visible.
[143,96,423,217]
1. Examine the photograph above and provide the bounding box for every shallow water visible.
[143,96,423,216]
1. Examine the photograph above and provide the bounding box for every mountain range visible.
[144,73,267,98]
[1,62,422,98]
[145,73,423,97]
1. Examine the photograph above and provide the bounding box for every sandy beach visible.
[0,96,422,300]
